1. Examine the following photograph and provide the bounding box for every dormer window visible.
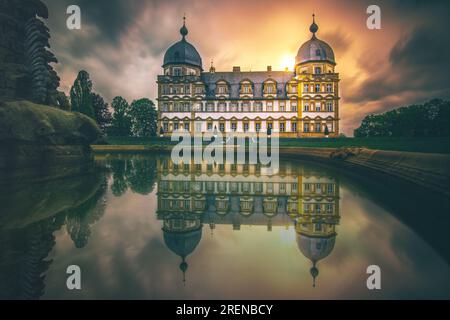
[241,81,253,94]
[243,85,252,94]
[195,86,204,94]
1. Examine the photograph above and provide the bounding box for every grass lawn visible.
[104,136,450,154]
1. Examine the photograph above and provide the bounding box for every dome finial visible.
[310,261,319,288]
[180,257,188,285]
[180,14,188,40]
[310,13,319,38]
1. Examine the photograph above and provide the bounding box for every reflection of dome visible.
[163,227,202,259]
[163,226,203,284]
[296,234,336,262]
[296,233,336,287]
[295,15,335,65]
[163,19,203,69]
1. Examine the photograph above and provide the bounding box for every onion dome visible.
[295,14,335,65]
[163,16,203,69]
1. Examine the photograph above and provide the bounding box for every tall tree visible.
[110,96,132,136]
[129,98,158,137]
[70,70,95,119]
[92,93,112,132]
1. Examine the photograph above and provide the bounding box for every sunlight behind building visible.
[279,54,295,71]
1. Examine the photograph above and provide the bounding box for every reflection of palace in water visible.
[156,159,340,286]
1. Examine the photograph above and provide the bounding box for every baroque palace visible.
[156,159,340,286]
[157,15,340,138]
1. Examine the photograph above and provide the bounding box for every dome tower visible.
[162,16,203,77]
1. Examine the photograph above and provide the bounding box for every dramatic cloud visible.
[42,0,450,136]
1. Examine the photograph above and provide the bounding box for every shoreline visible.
[92,144,450,197]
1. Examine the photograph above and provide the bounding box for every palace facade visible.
[157,15,340,138]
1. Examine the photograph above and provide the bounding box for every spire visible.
[180,257,188,285]
[310,260,319,288]
[180,14,188,40]
[309,13,319,38]
[209,59,216,73]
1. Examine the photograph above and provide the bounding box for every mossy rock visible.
[0,100,103,169]
[0,100,102,145]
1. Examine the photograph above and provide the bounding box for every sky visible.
[42,0,450,136]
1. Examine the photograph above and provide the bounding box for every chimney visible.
[233,66,241,72]
[267,66,272,72]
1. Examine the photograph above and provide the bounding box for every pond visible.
[1,153,449,299]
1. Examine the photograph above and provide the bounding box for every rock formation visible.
[0,0,103,171]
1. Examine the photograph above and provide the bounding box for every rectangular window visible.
[304,203,310,213]
[255,102,263,112]
[163,123,169,132]
[207,103,214,112]
[291,122,297,132]
[267,122,273,130]
[315,84,321,92]
[230,103,238,112]
[219,123,225,132]
[243,85,251,93]
[195,86,203,94]
[207,123,213,131]
[242,102,250,112]
[314,67,322,74]
[173,67,182,76]
[218,102,226,112]
[185,85,190,94]
[255,123,261,132]
[173,123,179,131]
[303,123,310,132]
[327,184,334,193]
[304,103,309,112]
[218,86,226,94]
[291,103,297,112]
[315,123,321,132]
[231,122,237,131]
[184,123,190,131]
[279,104,285,112]
[280,122,285,132]
[326,84,333,93]
[303,84,309,92]
[327,204,333,213]
[315,204,321,213]
[316,102,321,111]
[243,122,249,132]
[266,102,273,111]
[326,101,333,112]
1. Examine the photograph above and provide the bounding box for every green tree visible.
[110,96,132,136]
[354,99,450,137]
[92,93,112,133]
[129,98,158,137]
[70,70,95,119]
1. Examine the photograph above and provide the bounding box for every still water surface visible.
[1,154,449,299]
